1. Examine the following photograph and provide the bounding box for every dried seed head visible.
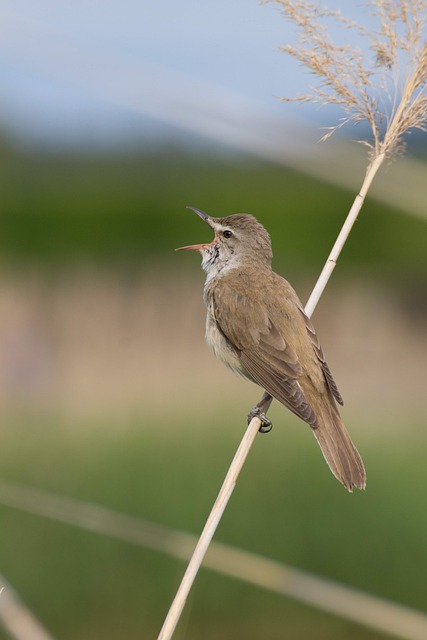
[270,0,427,160]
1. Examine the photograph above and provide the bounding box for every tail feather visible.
[310,399,366,492]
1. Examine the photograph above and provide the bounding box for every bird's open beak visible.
[175,206,217,252]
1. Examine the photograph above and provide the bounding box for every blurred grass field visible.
[1,415,427,639]
[0,144,426,639]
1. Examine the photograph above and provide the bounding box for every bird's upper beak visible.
[175,207,218,252]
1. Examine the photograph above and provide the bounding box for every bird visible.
[176,207,366,492]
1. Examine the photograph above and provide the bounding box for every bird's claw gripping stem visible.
[248,406,273,434]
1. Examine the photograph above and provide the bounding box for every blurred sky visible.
[0,0,376,151]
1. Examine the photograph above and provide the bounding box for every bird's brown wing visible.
[211,283,318,426]
[297,304,343,405]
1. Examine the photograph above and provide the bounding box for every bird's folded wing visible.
[240,347,318,426]
[212,285,318,426]
[297,304,344,405]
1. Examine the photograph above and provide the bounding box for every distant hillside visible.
[0,146,425,285]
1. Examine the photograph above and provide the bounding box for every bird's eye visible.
[223,230,233,238]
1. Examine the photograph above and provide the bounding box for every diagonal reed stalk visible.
[304,151,385,316]
[158,2,427,637]
[157,152,385,640]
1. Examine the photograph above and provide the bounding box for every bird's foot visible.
[248,406,272,434]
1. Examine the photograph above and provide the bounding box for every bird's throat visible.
[201,242,220,272]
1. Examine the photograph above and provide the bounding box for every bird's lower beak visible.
[175,206,217,252]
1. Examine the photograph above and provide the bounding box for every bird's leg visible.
[248,392,273,434]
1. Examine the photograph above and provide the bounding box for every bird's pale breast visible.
[205,298,248,378]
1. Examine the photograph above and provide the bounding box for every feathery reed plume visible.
[271,0,427,159]
[267,0,427,313]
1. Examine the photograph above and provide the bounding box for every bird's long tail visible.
[309,396,366,492]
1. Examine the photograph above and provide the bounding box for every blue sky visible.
[0,1,380,150]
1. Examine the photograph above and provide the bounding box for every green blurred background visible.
[0,139,427,640]
[1,2,427,638]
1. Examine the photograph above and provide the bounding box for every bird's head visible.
[176,207,272,274]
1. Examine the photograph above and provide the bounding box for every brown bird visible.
[176,207,366,492]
